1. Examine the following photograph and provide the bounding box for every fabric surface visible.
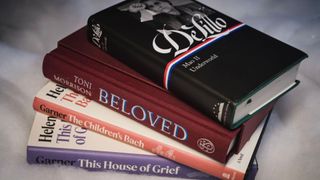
[0,0,319,179]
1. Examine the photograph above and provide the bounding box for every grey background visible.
[0,0,319,179]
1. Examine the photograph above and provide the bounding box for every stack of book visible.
[27,0,307,179]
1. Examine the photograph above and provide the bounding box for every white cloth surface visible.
[0,0,319,180]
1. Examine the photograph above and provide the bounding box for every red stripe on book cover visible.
[163,23,245,90]
[32,96,244,180]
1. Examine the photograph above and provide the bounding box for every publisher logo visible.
[222,173,231,179]
[197,138,215,154]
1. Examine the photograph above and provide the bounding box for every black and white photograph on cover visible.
[118,0,214,29]
[1,0,320,180]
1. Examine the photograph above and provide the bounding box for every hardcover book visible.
[32,82,270,180]
[86,0,307,129]
[27,113,213,179]
[43,27,274,163]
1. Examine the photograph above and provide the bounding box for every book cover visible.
[43,27,275,163]
[87,0,307,129]
[43,28,273,162]
[27,112,214,179]
[32,82,269,180]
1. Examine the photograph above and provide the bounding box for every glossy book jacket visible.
[87,0,307,129]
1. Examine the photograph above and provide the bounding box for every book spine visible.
[27,113,214,179]
[42,51,235,163]
[33,82,244,180]
[27,146,214,179]
[87,10,237,128]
